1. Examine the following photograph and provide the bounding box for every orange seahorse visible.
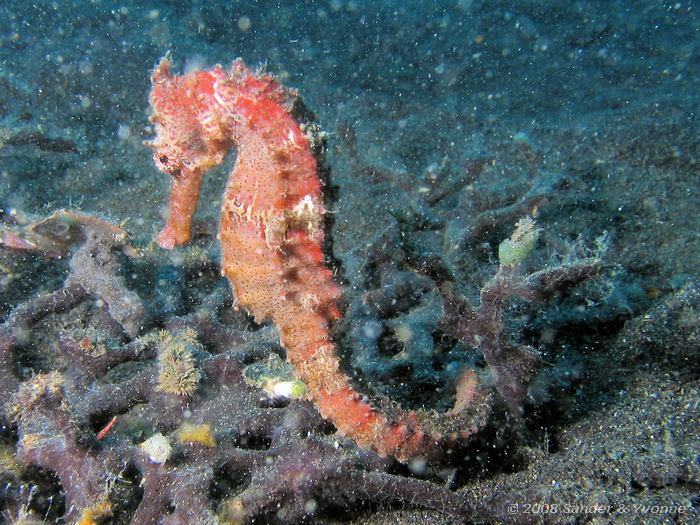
[147,56,485,462]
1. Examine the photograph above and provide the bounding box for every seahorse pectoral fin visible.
[156,168,205,249]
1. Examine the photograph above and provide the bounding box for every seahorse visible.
[147,56,485,462]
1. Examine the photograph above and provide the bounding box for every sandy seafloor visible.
[0,1,699,524]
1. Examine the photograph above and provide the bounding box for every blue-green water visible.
[0,2,698,524]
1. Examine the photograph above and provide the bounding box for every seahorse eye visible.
[159,155,169,164]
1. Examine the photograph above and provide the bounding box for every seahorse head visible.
[146,56,226,177]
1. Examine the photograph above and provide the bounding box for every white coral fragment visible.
[140,433,173,464]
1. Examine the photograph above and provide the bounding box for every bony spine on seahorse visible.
[148,55,487,462]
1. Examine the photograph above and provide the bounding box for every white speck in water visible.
[362,320,383,339]
[238,16,252,32]
[78,95,92,109]
[304,499,317,514]
[117,124,131,140]
[409,456,427,475]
